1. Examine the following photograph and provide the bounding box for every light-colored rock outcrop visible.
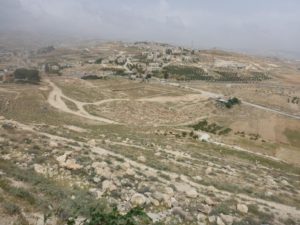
[130,193,146,206]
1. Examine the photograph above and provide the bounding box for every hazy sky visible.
[1,0,300,53]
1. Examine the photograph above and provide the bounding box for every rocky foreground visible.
[0,117,299,225]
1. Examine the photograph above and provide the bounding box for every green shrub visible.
[9,187,36,205]
[218,128,232,135]
[282,218,297,225]
[3,202,21,215]
[225,97,241,108]
[191,120,231,135]
[95,58,103,64]
[67,207,152,225]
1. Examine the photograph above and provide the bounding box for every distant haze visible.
[1,0,300,57]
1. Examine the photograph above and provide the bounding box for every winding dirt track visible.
[46,79,120,124]
[45,79,210,125]
[46,78,300,128]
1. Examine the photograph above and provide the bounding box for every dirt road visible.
[165,81,300,120]
[46,79,119,124]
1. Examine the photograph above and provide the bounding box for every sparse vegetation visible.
[67,207,152,225]
[191,120,232,135]
[284,129,300,147]
[61,97,79,111]
[3,202,21,215]
[95,58,103,64]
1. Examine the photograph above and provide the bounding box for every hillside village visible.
[1,42,272,83]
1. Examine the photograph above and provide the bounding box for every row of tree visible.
[13,68,40,83]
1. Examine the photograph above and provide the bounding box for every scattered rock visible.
[93,177,101,183]
[24,212,57,225]
[89,188,103,199]
[237,204,248,214]
[64,159,83,170]
[266,191,273,197]
[49,140,58,148]
[204,197,214,205]
[217,216,225,225]
[154,152,161,157]
[151,192,171,206]
[88,139,97,146]
[152,192,167,203]
[198,204,212,215]
[266,176,276,186]
[121,162,131,170]
[126,168,135,176]
[118,202,131,214]
[194,175,202,181]
[92,162,112,178]
[131,193,146,206]
[207,186,216,193]
[2,122,17,130]
[172,207,192,221]
[208,215,216,223]
[208,162,214,167]
[102,180,117,192]
[144,169,157,177]
[137,156,146,163]
[170,197,178,207]
[2,154,11,160]
[164,187,174,196]
[185,188,198,198]
[56,152,82,170]
[205,167,213,175]
[281,179,289,186]
[150,198,160,206]
[220,214,234,225]
[56,152,71,165]
[197,213,206,222]
[33,164,46,174]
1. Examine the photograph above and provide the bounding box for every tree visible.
[14,68,40,83]
[225,97,241,108]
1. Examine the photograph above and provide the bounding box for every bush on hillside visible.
[225,97,241,108]
[95,58,103,64]
[67,207,153,225]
